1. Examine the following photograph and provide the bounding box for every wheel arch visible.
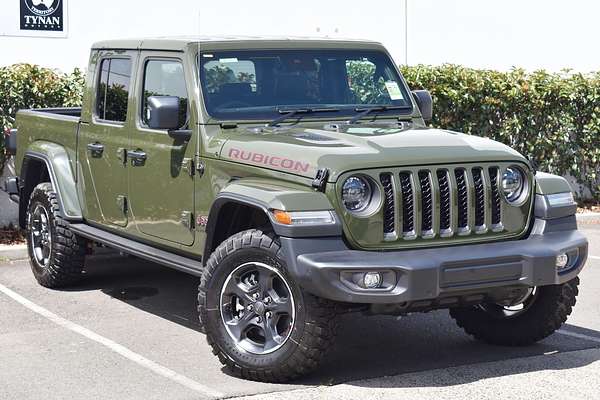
[202,179,340,263]
[19,142,82,228]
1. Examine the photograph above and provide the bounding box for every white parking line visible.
[590,255,600,260]
[0,283,224,399]
[558,329,600,344]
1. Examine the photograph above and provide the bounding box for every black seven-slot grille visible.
[379,166,504,240]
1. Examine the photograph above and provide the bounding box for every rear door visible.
[78,52,135,227]
[127,52,196,245]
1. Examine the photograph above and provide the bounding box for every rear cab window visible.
[95,58,132,123]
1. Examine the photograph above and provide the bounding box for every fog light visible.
[556,253,569,270]
[363,272,382,289]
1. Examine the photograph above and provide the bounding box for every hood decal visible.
[228,147,311,174]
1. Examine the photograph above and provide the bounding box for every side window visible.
[95,58,131,122]
[142,60,189,129]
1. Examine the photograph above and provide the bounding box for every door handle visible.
[127,149,147,166]
[87,142,104,157]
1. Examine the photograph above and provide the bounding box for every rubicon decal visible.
[228,148,310,173]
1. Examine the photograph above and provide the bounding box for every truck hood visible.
[219,123,527,181]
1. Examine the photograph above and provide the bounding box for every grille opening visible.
[437,170,451,231]
[399,172,414,233]
[455,169,469,229]
[489,167,501,225]
[418,171,433,233]
[380,173,395,234]
[472,168,485,227]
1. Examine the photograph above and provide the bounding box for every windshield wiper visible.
[268,107,340,127]
[348,105,412,124]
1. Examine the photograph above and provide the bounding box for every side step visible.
[69,223,203,276]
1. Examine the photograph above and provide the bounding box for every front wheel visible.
[450,277,579,346]
[198,229,338,382]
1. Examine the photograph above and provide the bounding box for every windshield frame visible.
[196,47,415,123]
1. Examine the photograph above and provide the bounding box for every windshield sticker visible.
[384,81,404,100]
[228,148,310,173]
[219,58,239,63]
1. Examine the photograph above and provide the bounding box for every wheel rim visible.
[30,204,52,269]
[482,287,538,318]
[220,262,296,355]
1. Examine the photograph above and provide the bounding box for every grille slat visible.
[455,169,469,230]
[472,168,486,228]
[437,170,451,233]
[489,167,502,226]
[380,173,395,236]
[399,172,414,235]
[419,171,434,235]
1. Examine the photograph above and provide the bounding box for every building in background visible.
[1,0,599,72]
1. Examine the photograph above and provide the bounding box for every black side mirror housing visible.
[412,90,433,123]
[147,96,181,130]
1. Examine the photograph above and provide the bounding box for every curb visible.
[576,212,600,225]
[0,244,28,261]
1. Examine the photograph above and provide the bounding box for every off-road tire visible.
[26,182,87,288]
[198,229,338,382]
[450,278,579,346]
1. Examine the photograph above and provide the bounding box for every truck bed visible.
[15,108,83,178]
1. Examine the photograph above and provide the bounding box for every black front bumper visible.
[281,217,588,304]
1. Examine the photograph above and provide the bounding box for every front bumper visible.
[281,216,588,304]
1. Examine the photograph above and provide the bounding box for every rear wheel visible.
[26,182,87,288]
[450,278,579,346]
[198,229,338,382]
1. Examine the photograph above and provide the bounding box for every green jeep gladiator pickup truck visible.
[3,36,588,382]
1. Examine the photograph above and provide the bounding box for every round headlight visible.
[502,166,526,203]
[342,176,372,212]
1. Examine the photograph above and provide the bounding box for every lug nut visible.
[265,311,272,318]
[264,296,272,304]
[247,305,253,311]
[253,293,260,300]
[256,316,262,323]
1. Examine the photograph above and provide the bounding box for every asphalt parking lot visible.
[0,222,599,400]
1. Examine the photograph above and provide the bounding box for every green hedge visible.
[0,63,598,200]
[0,64,85,172]
[401,64,600,200]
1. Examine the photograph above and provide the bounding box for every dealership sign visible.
[21,0,64,31]
[0,0,67,37]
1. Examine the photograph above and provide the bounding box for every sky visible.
[0,0,599,73]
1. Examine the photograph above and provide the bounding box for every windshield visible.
[198,49,413,121]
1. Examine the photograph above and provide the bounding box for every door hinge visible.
[117,148,128,165]
[195,155,205,177]
[180,211,194,230]
[182,158,195,177]
[116,195,128,214]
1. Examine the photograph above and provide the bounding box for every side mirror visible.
[147,96,181,130]
[411,90,433,123]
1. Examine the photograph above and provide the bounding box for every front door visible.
[78,53,135,227]
[128,53,196,245]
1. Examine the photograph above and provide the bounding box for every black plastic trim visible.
[22,151,83,221]
[203,193,343,263]
[534,194,577,219]
[281,221,588,304]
